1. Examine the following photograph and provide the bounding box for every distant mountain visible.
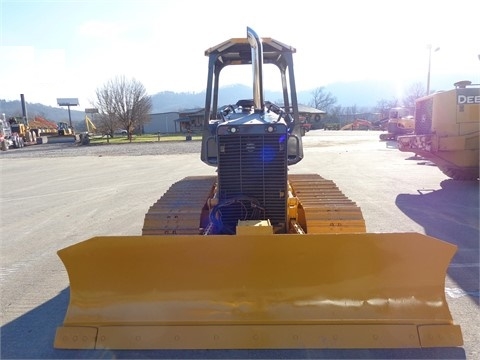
[150,91,204,113]
[2,75,475,124]
[324,74,477,107]
[149,85,297,113]
[0,99,85,124]
[325,81,397,107]
[148,82,401,112]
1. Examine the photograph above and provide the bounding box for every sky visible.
[1,0,479,111]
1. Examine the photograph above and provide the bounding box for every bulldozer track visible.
[142,176,216,235]
[289,174,366,233]
[143,174,366,236]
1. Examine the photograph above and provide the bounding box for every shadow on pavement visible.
[1,289,466,359]
[396,179,480,304]
[383,139,398,149]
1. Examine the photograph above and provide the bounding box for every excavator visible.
[54,28,463,350]
[379,107,415,140]
[341,118,373,130]
[85,115,97,136]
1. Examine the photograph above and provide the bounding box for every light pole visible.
[426,45,440,95]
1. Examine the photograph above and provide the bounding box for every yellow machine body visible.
[379,107,415,141]
[54,174,463,350]
[54,28,463,350]
[55,232,461,350]
[398,82,479,180]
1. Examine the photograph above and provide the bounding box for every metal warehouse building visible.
[143,112,179,133]
[144,109,204,134]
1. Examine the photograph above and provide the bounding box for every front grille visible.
[415,98,433,135]
[216,132,288,233]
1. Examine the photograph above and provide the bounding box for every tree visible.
[308,87,337,113]
[375,98,400,119]
[94,85,118,139]
[96,113,118,143]
[402,82,426,109]
[94,76,152,142]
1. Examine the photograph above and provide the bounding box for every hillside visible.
[149,85,306,113]
[1,75,472,125]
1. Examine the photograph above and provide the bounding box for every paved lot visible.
[1,130,478,359]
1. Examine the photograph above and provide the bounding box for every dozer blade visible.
[54,233,462,350]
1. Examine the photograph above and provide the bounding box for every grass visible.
[88,133,201,144]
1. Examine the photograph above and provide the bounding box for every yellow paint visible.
[54,232,463,349]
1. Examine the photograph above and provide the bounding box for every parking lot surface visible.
[1,130,478,359]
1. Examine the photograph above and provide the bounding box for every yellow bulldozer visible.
[54,28,463,350]
[397,80,479,181]
[57,121,75,136]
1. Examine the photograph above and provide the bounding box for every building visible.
[144,106,324,134]
[144,109,204,134]
[143,112,179,133]
[176,108,204,133]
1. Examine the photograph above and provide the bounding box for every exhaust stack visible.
[20,94,28,123]
[247,27,264,111]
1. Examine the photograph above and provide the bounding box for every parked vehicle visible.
[57,121,75,136]
[1,114,23,150]
[379,107,415,140]
[8,117,37,145]
[398,81,479,180]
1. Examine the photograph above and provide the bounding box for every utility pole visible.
[426,45,440,95]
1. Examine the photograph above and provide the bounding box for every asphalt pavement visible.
[1,130,478,359]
